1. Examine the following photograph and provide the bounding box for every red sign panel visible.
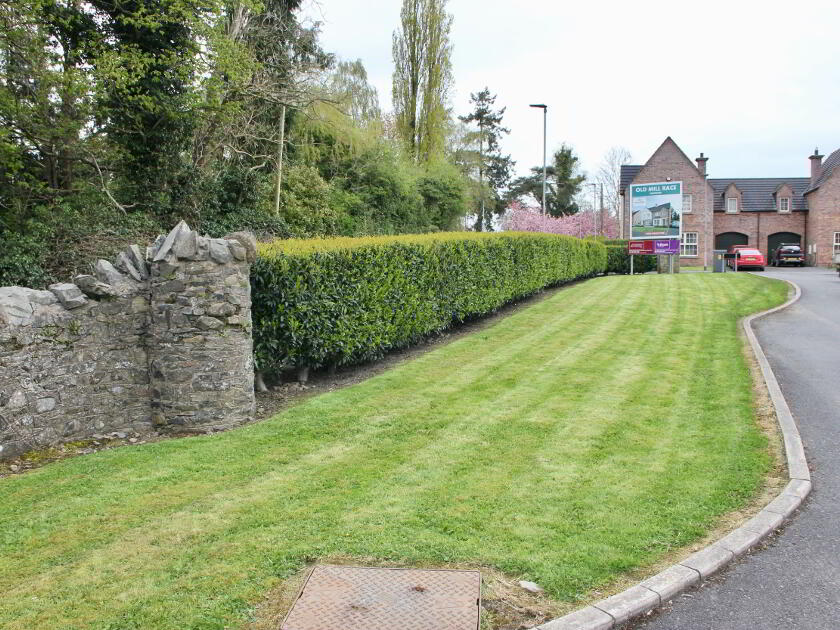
[628,240,654,255]
[628,239,680,255]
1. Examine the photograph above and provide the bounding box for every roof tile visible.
[709,178,810,212]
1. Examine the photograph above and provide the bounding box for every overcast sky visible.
[300,0,840,181]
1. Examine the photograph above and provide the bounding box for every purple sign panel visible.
[654,238,680,255]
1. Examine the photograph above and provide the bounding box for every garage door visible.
[768,232,801,259]
[715,232,748,250]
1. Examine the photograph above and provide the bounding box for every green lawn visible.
[0,273,787,629]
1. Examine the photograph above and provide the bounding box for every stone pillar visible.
[147,222,256,431]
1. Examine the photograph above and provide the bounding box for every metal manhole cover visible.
[281,565,481,630]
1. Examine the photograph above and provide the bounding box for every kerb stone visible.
[679,545,733,579]
[639,564,700,602]
[594,585,659,625]
[537,606,614,630]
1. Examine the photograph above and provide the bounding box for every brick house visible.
[619,137,840,267]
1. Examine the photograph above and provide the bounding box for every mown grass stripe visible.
[0,273,788,629]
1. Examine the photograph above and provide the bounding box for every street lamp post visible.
[589,182,598,237]
[529,104,547,215]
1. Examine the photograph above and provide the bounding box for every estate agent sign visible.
[630,181,682,239]
[628,239,680,255]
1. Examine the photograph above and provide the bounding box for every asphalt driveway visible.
[632,267,840,630]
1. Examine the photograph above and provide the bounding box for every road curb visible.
[532,277,809,630]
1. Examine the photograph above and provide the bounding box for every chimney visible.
[695,152,708,177]
[809,147,824,185]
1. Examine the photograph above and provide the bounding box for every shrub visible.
[604,239,657,274]
[252,232,607,374]
[0,231,52,288]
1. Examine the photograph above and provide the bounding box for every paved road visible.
[633,267,840,630]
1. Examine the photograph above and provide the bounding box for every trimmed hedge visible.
[251,232,607,373]
[604,239,657,274]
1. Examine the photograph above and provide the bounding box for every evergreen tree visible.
[506,145,586,217]
[457,87,513,230]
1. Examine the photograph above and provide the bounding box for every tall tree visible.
[506,145,586,217]
[457,88,513,231]
[328,59,381,125]
[391,0,453,163]
[191,0,332,215]
[595,146,632,219]
[1,0,99,205]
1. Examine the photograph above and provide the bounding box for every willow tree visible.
[391,0,453,163]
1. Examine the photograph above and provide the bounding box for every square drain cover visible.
[281,565,481,630]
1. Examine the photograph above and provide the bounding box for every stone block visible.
[223,231,257,262]
[537,606,614,630]
[764,492,803,517]
[206,303,236,317]
[126,244,149,278]
[209,238,233,264]
[94,260,128,287]
[717,527,764,557]
[36,397,56,413]
[228,242,247,261]
[191,236,210,261]
[173,229,198,259]
[153,220,191,262]
[7,390,27,409]
[639,564,700,602]
[49,283,87,309]
[115,252,144,282]
[196,316,224,331]
[741,510,785,536]
[595,585,659,625]
[784,479,812,498]
[0,288,35,326]
[679,545,733,579]
[74,275,117,298]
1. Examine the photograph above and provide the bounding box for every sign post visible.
[628,181,682,274]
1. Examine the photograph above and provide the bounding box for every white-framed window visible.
[681,231,698,257]
[779,197,791,213]
[834,232,840,255]
[683,194,693,213]
[726,197,738,213]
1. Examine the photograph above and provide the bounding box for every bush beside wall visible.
[252,232,607,374]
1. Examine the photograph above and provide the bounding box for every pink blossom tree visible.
[501,201,619,238]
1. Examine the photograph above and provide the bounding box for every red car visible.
[728,247,765,271]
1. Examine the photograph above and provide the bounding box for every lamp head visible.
[529,103,547,109]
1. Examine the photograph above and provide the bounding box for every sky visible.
[300,0,840,181]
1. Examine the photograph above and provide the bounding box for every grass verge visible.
[0,273,788,629]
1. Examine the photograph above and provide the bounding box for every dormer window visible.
[726,197,738,213]
[779,197,791,213]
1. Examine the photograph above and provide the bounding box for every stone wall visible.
[0,222,256,460]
